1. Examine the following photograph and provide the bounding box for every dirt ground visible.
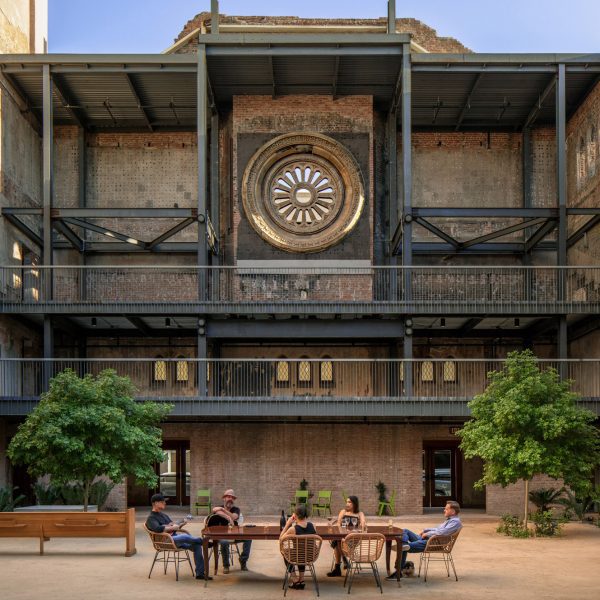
[1,510,599,600]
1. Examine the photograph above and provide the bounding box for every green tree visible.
[458,350,600,529]
[8,368,172,511]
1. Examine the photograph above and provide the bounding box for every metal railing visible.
[0,265,598,313]
[1,358,598,417]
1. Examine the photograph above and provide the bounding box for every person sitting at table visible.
[326,495,366,577]
[212,488,252,573]
[145,492,212,580]
[386,500,462,580]
[280,503,317,590]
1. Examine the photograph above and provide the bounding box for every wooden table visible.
[201,524,404,586]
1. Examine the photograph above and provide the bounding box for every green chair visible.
[377,489,397,516]
[289,490,310,514]
[312,490,333,516]
[194,488,212,516]
[342,490,349,503]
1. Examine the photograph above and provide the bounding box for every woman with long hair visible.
[326,495,366,577]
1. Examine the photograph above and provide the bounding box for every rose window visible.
[242,133,365,253]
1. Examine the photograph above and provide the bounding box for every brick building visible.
[0,3,599,515]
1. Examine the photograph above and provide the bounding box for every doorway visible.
[423,442,462,507]
[157,440,190,506]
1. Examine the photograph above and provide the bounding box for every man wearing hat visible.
[146,492,211,580]
[212,488,252,573]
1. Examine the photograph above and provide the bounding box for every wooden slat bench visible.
[0,507,136,556]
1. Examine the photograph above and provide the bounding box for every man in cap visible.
[212,488,252,573]
[146,492,212,580]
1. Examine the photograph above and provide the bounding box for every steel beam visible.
[567,215,600,248]
[461,217,548,249]
[147,217,196,250]
[406,242,555,254]
[457,318,483,335]
[412,65,557,73]
[1,207,43,215]
[3,214,43,247]
[205,46,403,57]
[524,219,557,252]
[414,217,460,248]
[200,33,410,45]
[412,207,558,218]
[52,241,196,253]
[521,74,556,130]
[124,73,153,131]
[52,220,83,252]
[52,208,197,218]
[455,73,484,131]
[51,74,87,128]
[567,208,600,215]
[61,217,146,248]
[124,316,153,336]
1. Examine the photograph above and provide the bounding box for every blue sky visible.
[49,0,600,54]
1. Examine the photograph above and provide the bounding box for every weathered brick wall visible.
[174,14,470,54]
[0,0,29,53]
[487,474,564,517]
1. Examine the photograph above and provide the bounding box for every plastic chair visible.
[194,488,212,516]
[342,532,385,594]
[280,534,323,597]
[377,489,397,516]
[312,490,333,517]
[144,524,194,581]
[290,490,310,513]
[418,528,462,582]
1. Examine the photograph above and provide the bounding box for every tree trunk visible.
[83,479,90,512]
[523,478,529,530]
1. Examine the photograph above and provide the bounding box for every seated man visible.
[387,500,462,580]
[212,488,252,573]
[146,492,211,580]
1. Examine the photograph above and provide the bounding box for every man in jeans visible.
[146,492,212,580]
[212,488,252,573]
[386,500,462,580]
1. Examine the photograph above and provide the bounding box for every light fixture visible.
[514,318,520,328]
[91,317,97,327]
[440,318,446,328]
[165,318,171,328]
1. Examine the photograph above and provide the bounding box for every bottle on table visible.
[280,510,286,531]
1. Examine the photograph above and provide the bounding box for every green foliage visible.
[8,368,172,510]
[33,481,62,505]
[33,479,115,509]
[557,488,599,522]
[530,510,567,537]
[375,481,388,503]
[496,514,531,538]
[458,350,600,495]
[0,486,26,512]
[528,487,564,512]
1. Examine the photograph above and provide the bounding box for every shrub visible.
[497,514,531,538]
[0,486,26,511]
[34,481,63,505]
[530,510,566,536]
[528,487,563,512]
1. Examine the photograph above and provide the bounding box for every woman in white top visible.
[326,495,366,577]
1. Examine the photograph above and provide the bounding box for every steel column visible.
[197,43,209,302]
[401,47,412,286]
[211,0,219,34]
[210,111,220,266]
[387,0,396,34]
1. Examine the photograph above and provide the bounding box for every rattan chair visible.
[341,532,385,594]
[203,513,239,573]
[144,524,194,581]
[280,534,323,597]
[418,528,462,582]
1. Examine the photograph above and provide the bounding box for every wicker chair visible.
[144,524,194,581]
[418,528,462,582]
[341,532,385,594]
[204,513,239,573]
[279,534,323,597]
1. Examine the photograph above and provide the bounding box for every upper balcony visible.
[1,358,598,418]
[1,265,599,316]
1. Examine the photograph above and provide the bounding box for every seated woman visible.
[327,495,366,577]
[280,503,317,590]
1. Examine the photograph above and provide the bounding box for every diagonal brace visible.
[415,217,460,248]
[462,217,548,249]
[148,217,196,250]
[61,217,146,248]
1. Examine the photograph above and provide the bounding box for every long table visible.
[201,524,404,586]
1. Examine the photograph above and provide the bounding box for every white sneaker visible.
[402,544,410,551]
[223,566,230,574]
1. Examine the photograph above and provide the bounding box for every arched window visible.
[298,357,312,387]
[176,356,189,383]
[588,124,597,176]
[577,136,587,184]
[443,359,457,383]
[319,356,334,387]
[153,356,167,382]
[421,360,434,382]
[275,357,290,387]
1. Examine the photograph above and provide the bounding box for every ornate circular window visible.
[242,133,365,253]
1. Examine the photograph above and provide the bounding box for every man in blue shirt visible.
[387,500,462,580]
[146,492,211,580]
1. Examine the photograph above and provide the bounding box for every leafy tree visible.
[8,369,172,510]
[458,350,600,528]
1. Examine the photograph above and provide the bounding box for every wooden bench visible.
[0,507,136,556]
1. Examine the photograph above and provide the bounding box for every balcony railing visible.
[1,358,599,417]
[0,265,598,314]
